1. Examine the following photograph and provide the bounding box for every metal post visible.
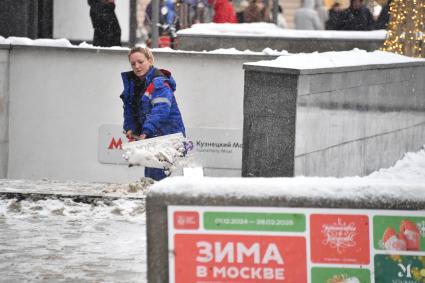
[38,0,53,38]
[272,0,278,24]
[151,0,159,48]
[129,0,137,47]
[28,1,39,39]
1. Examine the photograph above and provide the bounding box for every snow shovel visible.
[122,133,187,170]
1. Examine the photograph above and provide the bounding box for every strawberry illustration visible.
[383,227,407,251]
[400,219,420,251]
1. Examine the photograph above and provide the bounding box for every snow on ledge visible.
[245,49,425,70]
[0,36,129,50]
[150,176,425,203]
[151,146,425,202]
[178,23,388,40]
[0,36,287,55]
[151,46,289,56]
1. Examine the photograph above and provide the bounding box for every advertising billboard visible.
[168,206,425,283]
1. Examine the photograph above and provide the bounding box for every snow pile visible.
[207,47,289,56]
[369,147,425,182]
[122,133,189,173]
[0,36,129,50]
[151,175,425,202]
[1,37,74,47]
[0,197,146,282]
[151,145,425,203]
[246,49,425,70]
[0,197,145,222]
[261,47,290,56]
[0,178,150,199]
[77,41,128,50]
[102,177,155,196]
[207,48,259,55]
[141,46,289,55]
[178,23,387,39]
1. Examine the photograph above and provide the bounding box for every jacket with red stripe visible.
[120,67,185,138]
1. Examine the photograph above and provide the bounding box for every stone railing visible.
[177,28,386,53]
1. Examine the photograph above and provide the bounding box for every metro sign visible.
[108,137,124,150]
[98,124,243,172]
[98,124,128,164]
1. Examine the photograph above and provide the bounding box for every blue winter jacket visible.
[120,67,185,138]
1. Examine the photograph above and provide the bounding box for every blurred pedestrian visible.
[145,0,180,47]
[88,0,121,47]
[338,0,374,30]
[277,5,288,28]
[294,0,323,30]
[174,0,210,26]
[325,2,343,30]
[192,0,213,24]
[374,0,391,29]
[145,0,180,33]
[232,0,249,23]
[243,0,270,23]
[209,0,238,23]
[315,0,329,28]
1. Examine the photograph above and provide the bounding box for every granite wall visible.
[0,46,9,178]
[0,0,53,39]
[242,62,425,177]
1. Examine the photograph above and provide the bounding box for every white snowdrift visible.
[151,146,425,202]
[246,49,425,70]
[122,133,188,171]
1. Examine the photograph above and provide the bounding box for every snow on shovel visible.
[122,133,188,171]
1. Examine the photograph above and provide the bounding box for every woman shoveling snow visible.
[120,47,186,181]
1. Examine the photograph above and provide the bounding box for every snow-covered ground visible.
[0,146,425,282]
[0,197,147,282]
[0,178,150,282]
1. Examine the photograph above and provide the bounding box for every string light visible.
[381,0,425,58]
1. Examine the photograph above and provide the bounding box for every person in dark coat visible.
[374,0,392,29]
[325,2,343,30]
[88,0,121,47]
[121,47,186,181]
[338,0,374,30]
[243,0,270,23]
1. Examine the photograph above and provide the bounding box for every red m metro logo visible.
[108,137,123,150]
